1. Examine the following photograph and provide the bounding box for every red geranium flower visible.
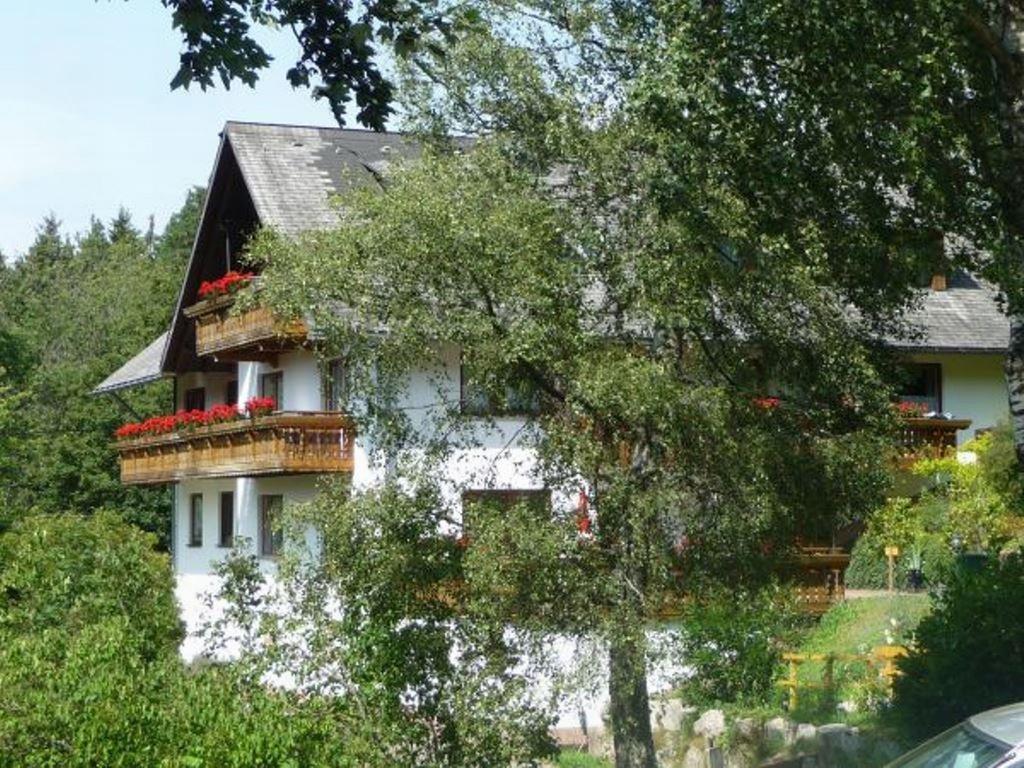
[198,270,255,299]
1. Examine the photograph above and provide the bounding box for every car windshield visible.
[890,725,1008,768]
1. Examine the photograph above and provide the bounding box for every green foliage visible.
[0,511,361,768]
[156,0,468,129]
[0,511,182,657]
[892,556,1024,740]
[677,585,804,707]
[206,479,558,767]
[847,429,1022,591]
[557,752,613,768]
[846,532,953,591]
[0,191,201,544]
[975,424,1024,510]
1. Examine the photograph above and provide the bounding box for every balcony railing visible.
[792,547,849,616]
[183,293,307,361]
[897,417,972,456]
[115,412,354,485]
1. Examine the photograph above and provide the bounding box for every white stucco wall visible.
[905,353,1008,444]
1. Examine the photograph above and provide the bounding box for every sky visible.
[0,2,352,259]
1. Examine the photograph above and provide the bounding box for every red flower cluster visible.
[245,396,276,417]
[114,397,277,440]
[894,401,926,417]
[752,396,781,411]
[198,270,255,299]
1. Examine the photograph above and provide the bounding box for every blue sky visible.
[0,2,355,259]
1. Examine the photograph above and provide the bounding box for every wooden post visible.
[783,654,800,711]
[884,546,900,593]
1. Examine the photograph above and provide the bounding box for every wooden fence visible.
[776,646,908,710]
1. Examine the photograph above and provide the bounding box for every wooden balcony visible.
[183,294,307,361]
[116,412,354,485]
[792,547,849,616]
[897,417,972,457]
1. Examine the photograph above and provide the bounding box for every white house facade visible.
[95,120,1012,672]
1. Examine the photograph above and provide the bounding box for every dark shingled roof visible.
[224,121,429,234]
[888,273,1009,354]
[95,123,1011,395]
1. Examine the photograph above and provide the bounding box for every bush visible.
[892,555,1024,740]
[0,510,182,657]
[846,532,953,590]
[677,584,804,707]
[0,512,360,767]
[0,617,356,768]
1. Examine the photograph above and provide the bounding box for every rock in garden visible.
[693,709,727,740]
[765,717,795,746]
[794,723,818,743]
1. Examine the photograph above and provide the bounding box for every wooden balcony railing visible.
[897,417,972,456]
[792,547,849,616]
[183,293,307,361]
[115,412,354,485]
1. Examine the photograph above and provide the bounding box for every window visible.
[899,363,942,413]
[322,358,348,411]
[259,495,284,557]
[188,494,203,547]
[218,491,234,548]
[260,372,283,407]
[225,380,238,407]
[460,364,542,417]
[184,387,206,412]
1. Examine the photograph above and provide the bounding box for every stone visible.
[682,745,708,768]
[733,717,761,741]
[794,723,818,744]
[650,697,695,734]
[765,717,795,747]
[817,723,862,761]
[693,709,727,740]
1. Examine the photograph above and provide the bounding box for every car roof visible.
[969,702,1024,747]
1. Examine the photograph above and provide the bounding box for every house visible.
[94,122,552,656]
[890,271,1009,447]
[95,121,1012,637]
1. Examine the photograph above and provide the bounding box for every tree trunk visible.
[608,628,657,768]
[1007,318,1024,464]
[974,4,1024,465]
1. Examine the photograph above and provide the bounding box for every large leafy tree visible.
[0,189,202,543]
[152,0,471,129]
[249,134,897,765]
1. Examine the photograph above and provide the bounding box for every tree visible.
[152,0,472,129]
[604,0,1024,466]
[0,189,202,542]
[249,137,896,765]
[0,512,361,767]
[892,555,1024,740]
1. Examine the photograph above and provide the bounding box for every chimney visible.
[930,273,947,291]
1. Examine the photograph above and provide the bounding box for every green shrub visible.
[677,584,804,707]
[0,512,361,767]
[845,536,898,589]
[0,618,356,768]
[0,510,182,657]
[892,555,1024,740]
[846,532,954,591]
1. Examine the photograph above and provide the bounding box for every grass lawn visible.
[786,593,931,724]
[802,593,931,657]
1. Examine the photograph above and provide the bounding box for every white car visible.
[888,703,1024,767]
